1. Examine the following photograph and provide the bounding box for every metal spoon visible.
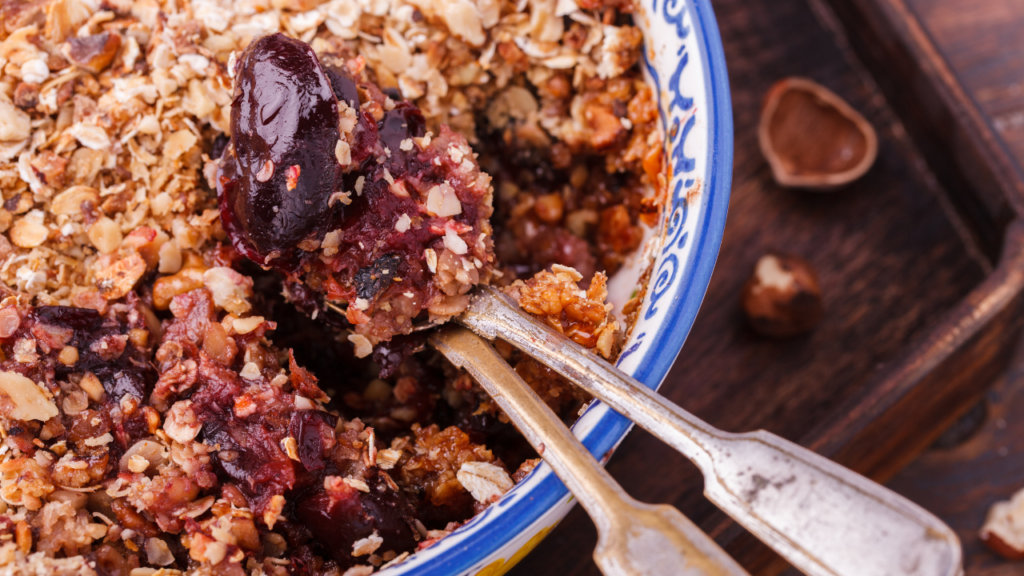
[450,286,963,576]
[431,326,750,576]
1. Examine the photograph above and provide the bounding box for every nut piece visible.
[88,217,123,254]
[96,253,147,300]
[63,32,122,74]
[981,487,1024,560]
[164,400,201,443]
[741,253,823,337]
[759,77,878,191]
[0,371,58,421]
[13,83,40,110]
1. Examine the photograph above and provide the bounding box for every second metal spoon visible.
[431,326,749,576]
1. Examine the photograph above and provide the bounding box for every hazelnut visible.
[981,487,1024,560]
[741,253,823,337]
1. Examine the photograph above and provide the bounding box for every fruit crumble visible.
[0,0,664,573]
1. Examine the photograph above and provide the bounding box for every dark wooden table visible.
[511,0,1024,574]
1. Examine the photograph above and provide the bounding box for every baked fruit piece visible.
[217,34,495,349]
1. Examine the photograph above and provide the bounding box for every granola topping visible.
[0,0,664,571]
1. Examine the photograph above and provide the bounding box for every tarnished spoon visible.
[431,326,750,576]
[452,286,963,576]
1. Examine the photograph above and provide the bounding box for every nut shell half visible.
[759,77,878,191]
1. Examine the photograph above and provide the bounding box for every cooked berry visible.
[220,33,343,265]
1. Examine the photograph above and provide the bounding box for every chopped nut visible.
[0,99,31,142]
[13,82,40,110]
[96,253,147,300]
[348,334,373,358]
[164,400,202,443]
[0,371,58,422]
[239,362,261,380]
[79,372,105,402]
[145,538,175,566]
[158,240,183,274]
[203,267,253,315]
[0,307,20,338]
[281,437,300,461]
[395,213,412,232]
[232,316,264,334]
[15,521,31,554]
[58,346,79,366]
[64,32,122,74]
[263,495,286,529]
[335,140,352,165]
[153,266,207,310]
[426,183,462,217]
[88,217,123,254]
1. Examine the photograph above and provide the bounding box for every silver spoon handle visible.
[460,286,963,576]
[431,327,749,576]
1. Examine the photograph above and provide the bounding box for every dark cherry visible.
[294,474,418,568]
[324,65,360,109]
[221,33,342,264]
[288,410,338,472]
[378,103,426,176]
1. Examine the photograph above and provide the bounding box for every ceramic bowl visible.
[384,0,733,573]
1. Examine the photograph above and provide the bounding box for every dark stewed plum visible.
[218,34,495,347]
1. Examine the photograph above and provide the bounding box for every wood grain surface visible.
[508,0,1001,572]
[888,339,1024,576]
[906,0,1024,179]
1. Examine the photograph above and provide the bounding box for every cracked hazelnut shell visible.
[741,253,823,337]
[980,487,1024,560]
[759,77,878,191]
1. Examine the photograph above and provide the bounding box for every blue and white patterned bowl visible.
[386,0,732,573]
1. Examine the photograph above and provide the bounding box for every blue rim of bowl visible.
[391,0,733,572]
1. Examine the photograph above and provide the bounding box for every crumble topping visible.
[0,0,665,572]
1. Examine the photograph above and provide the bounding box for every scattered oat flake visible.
[335,140,352,165]
[444,228,469,255]
[425,248,438,273]
[343,477,371,492]
[84,433,114,447]
[329,191,352,206]
[457,461,513,503]
[348,334,373,358]
[352,531,383,556]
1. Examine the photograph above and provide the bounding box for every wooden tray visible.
[512,0,1024,573]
